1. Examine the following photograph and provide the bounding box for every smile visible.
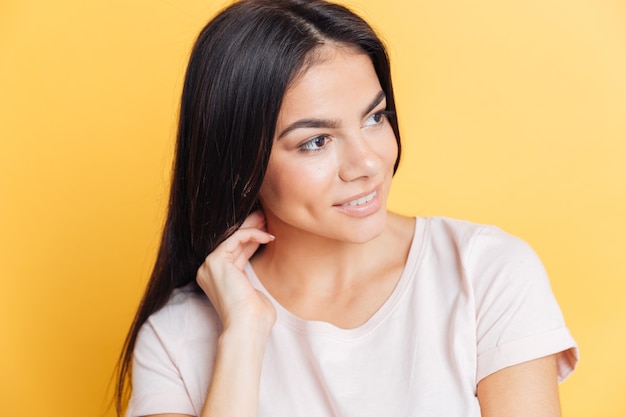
[341,191,377,207]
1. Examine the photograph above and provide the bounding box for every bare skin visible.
[196,212,276,417]
[477,354,562,417]
[141,45,563,417]
[251,211,413,329]
[143,212,562,417]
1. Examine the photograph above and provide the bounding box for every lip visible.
[333,184,384,217]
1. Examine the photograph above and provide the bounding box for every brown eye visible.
[364,111,386,127]
[300,135,330,152]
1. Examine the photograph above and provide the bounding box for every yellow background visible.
[1,0,624,415]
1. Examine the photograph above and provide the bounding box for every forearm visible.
[200,321,271,417]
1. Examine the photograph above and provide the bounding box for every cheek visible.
[377,130,399,170]
[258,158,304,207]
[259,155,336,209]
[258,166,283,208]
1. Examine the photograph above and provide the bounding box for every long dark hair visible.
[115,0,401,414]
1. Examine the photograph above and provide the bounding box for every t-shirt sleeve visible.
[467,226,579,384]
[125,318,196,417]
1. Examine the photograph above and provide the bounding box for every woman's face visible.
[258,45,398,244]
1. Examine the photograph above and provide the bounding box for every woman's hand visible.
[196,211,277,417]
[196,210,277,335]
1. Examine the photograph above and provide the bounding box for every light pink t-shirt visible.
[127,217,578,417]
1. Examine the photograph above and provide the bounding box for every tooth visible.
[343,191,376,207]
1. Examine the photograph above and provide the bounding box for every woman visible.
[116,0,578,416]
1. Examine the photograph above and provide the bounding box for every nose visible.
[337,133,382,182]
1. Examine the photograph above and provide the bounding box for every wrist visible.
[220,317,274,348]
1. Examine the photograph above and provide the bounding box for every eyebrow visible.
[277,90,387,139]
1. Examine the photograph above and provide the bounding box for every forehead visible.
[278,45,382,122]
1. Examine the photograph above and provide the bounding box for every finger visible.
[212,227,274,259]
[240,217,266,235]
[233,231,275,269]
[240,238,263,262]
[223,239,260,270]
[233,237,269,269]
[240,210,266,230]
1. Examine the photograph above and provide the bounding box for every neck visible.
[250,211,412,293]
[249,212,415,327]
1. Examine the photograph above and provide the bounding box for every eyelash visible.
[299,135,330,152]
[297,110,394,153]
[365,110,395,127]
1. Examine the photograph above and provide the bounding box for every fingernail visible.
[268,234,276,240]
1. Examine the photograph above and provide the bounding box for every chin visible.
[331,210,388,244]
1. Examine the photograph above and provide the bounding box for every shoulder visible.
[419,217,578,381]
[420,216,538,269]
[129,285,219,416]
[138,284,222,359]
[148,284,217,327]
[416,216,552,308]
[421,216,520,245]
